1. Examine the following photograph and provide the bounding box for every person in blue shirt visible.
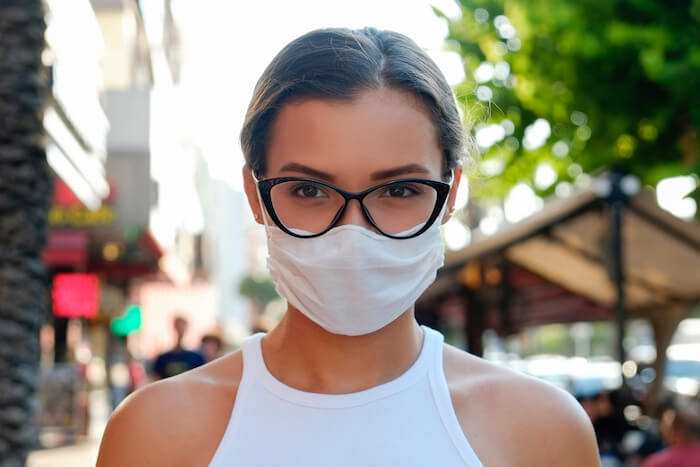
[152,316,204,379]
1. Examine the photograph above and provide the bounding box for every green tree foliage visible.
[438,0,700,200]
[238,275,279,309]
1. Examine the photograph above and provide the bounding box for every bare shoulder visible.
[443,344,600,467]
[96,350,243,467]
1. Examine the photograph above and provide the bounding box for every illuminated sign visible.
[52,274,100,318]
[110,305,142,336]
[49,178,117,227]
[49,205,116,227]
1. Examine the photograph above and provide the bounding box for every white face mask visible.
[257,187,448,336]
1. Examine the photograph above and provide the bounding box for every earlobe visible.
[442,167,463,224]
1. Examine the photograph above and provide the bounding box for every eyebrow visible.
[278,162,431,183]
[279,163,336,182]
[370,164,430,181]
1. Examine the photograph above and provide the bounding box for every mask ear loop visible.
[421,170,453,234]
[446,169,455,186]
[253,177,273,240]
[441,169,455,216]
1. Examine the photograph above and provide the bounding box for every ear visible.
[242,165,264,225]
[442,166,463,225]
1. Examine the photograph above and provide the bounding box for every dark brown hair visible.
[240,27,467,180]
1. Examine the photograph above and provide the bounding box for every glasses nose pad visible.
[335,198,373,229]
[360,203,378,227]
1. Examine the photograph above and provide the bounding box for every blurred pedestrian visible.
[642,398,700,467]
[127,350,147,393]
[97,28,599,466]
[199,333,223,363]
[579,389,636,466]
[151,316,204,379]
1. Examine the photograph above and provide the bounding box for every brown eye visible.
[380,183,421,198]
[291,183,328,198]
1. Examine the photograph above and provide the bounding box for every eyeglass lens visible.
[269,180,439,237]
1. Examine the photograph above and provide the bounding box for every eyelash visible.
[290,183,328,198]
[378,184,421,197]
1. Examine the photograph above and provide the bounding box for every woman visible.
[97,28,599,466]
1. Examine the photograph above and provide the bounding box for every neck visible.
[262,306,424,394]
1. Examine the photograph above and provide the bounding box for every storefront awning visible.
[430,177,700,319]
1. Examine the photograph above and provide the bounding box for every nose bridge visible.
[336,197,372,228]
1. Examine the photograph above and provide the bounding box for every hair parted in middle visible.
[240,27,473,180]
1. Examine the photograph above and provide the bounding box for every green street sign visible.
[110,304,142,336]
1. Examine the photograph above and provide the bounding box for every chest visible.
[209,380,475,467]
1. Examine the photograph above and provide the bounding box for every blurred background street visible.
[0,0,698,466]
[25,391,105,467]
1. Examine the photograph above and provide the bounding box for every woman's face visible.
[244,87,462,231]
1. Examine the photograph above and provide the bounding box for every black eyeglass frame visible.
[256,176,451,239]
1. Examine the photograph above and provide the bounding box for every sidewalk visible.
[27,439,100,467]
[27,389,109,467]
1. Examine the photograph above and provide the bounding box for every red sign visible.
[53,179,82,207]
[43,231,89,267]
[52,274,100,318]
[52,178,117,207]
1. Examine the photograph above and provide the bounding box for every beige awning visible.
[437,183,700,313]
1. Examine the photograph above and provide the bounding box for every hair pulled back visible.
[240,27,466,179]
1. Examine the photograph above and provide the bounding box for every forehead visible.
[265,87,443,186]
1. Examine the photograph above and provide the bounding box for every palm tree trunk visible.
[0,1,50,465]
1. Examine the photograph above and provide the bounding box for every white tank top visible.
[208,326,483,466]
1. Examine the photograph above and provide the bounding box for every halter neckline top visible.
[208,325,483,466]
